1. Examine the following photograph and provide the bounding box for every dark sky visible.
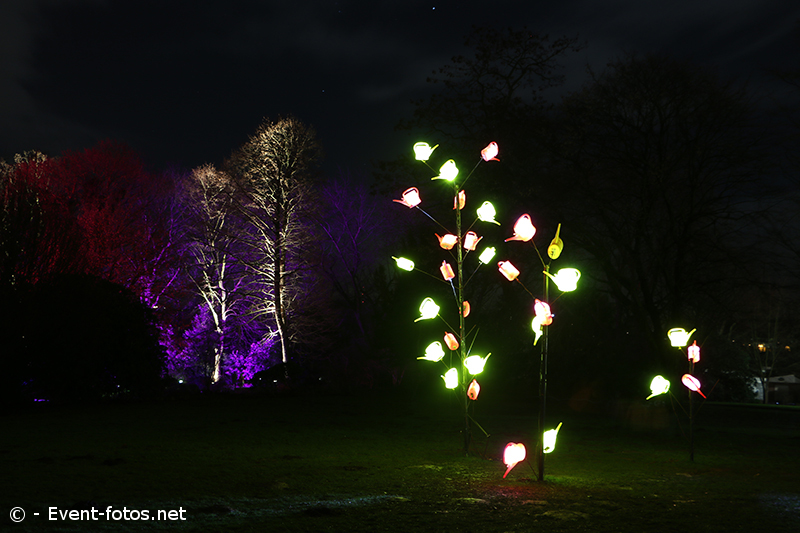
[2,0,799,175]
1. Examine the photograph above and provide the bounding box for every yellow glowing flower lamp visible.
[463,353,490,375]
[498,260,520,281]
[433,159,458,181]
[413,142,438,161]
[477,201,500,225]
[393,187,421,208]
[682,374,706,398]
[415,298,440,322]
[392,256,415,272]
[505,214,536,242]
[436,233,458,250]
[543,422,563,453]
[548,223,563,259]
[646,375,670,400]
[463,231,481,251]
[478,246,496,264]
[688,340,700,363]
[419,341,445,362]
[440,261,455,281]
[467,379,480,400]
[481,142,499,162]
[503,442,526,478]
[668,328,696,347]
[442,368,458,389]
[444,332,459,351]
[545,268,581,292]
[532,316,545,345]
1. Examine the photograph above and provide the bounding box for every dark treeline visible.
[3,26,799,404]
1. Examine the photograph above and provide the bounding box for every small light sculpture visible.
[436,233,458,250]
[498,260,520,281]
[392,256,415,271]
[548,223,563,259]
[505,214,536,242]
[415,297,440,322]
[688,340,700,363]
[468,379,481,400]
[668,328,696,347]
[419,341,446,362]
[463,354,490,375]
[646,375,670,400]
[433,159,458,181]
[545,268,581,292]
[534,299,553,326]
[503,442,526,479]
[442,368,458,389]
[477,201,500,225]
[444,332,459,351]
[682,374,706,398]
[393,187,421,208]
[481,142,499,162]
[454,190,466,210]
[463,231,481,251]
[543,422,563,453]
[478,246,496,264]
[462,301,471,317]
[440,261,455,281]
[414,142,438,161]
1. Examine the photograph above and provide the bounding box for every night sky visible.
[2,0,799,174]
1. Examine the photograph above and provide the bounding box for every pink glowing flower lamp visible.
[682,374,706,398]
[688,341,700,363]
[393,187,421,208]
[440,261,455,281]
[444,332,459,351]
[481,142,500,162]
[468,379,480,400]
[503,442,526,478]
[498,260,520,281]
[436,233,458,250]
[505,214,536,242]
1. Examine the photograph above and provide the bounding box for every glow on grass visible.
[646,375,670,399]
[503,442,526,478]
[543,422,563,453]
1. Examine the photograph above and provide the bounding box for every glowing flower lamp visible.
[477,201,501,225]
[415,298,440,322]
[433,159,458,181]
[545,268,581,292]
[463,231,481,251]
[532,317,544,345]
[436,233,458,250]
[467,379,481,400]
[646,375,670,400]
[543,422,563,453]
[688,340,700,363]
[442,368,458,389]
[668,328,696,347]
[392,256,415,272]
[682,374,706,398]
[478,246,496,264]
[534,299,553,326]
[463,354,490,375]
[453,190,466,210]
[498,260,520,281]
[418,341,445,362]
[503,442,526,478]
[548,223,563,259]
[393,187,421,208]
[440,261,455,281]
[413,142,438,161]
[505,214,536,242]
[481,142,499,162]
[444,332,459,351]
[462,301,471,317]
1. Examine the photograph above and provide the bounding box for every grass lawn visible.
[2,387,799,532]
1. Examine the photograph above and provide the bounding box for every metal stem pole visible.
[537,265,550,481]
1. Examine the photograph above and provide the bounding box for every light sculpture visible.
[419,341,446,362]
[505,214,536,242]
[477,201,500,225]
[668,327,696,347]
[547,223,563,259]
[442,368,458,389]
[444,332,459,351]
[463,354,490,375]
[440,261,455,281]
[415,298,440,322]
[454,190,466,210]
[682,374,706,398]
[414,142,438,161]
[503,442,526,479]
[544,268,581,292]
[433,159,458,181]
[467,379,480,400]
[392,256,415,272]
[481,142,499,162]
[646,375,670,399]
[542,422,563,454]
[436,233,458,250]
[688,340,700,363]
[393,187,421,208]
[498,260,520,281]
[463,231,481,251]
[534,299,553,326]
[478,247,496,264]
[462,301,471,317]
